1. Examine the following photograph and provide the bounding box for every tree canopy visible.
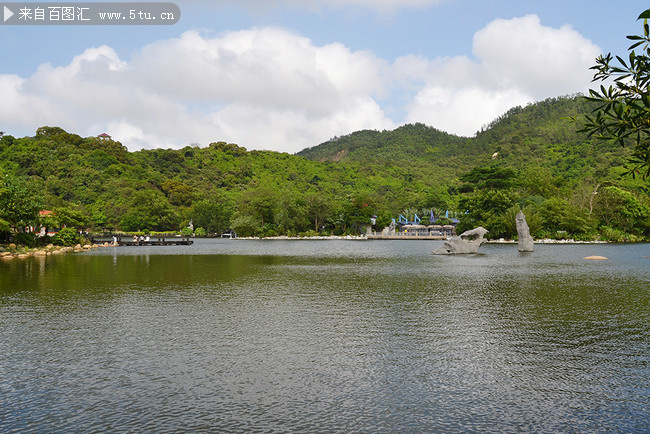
[580,8,650,178]
[0,95,648,243]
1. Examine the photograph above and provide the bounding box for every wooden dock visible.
[92,236,194,246]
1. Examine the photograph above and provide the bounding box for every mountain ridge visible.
[1,95,648,241]
[297,95,596,169]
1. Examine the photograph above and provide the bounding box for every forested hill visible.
[1,96,649,242]
[297,123,466,164]
[469,96,618,178]
[298,96,611,174]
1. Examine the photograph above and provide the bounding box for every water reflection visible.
[1,241,649,432]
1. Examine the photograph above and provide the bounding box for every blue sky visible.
[0,0,648,153]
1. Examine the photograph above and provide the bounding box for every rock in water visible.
[583,255,608,260]
[432,227,488,255]
[516,211,534,252]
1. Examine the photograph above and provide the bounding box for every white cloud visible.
[400,14,601,136]
[132,29,387,111]
[0,28,394,152]
[406,86,531,136]
[208,96,391,152]
[473,14,600,98]
[300,0,447,11]
[184,0,448,13]
[0,14,600,151]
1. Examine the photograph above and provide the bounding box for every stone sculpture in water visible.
[432,227,488,255]
[516,211,534,252]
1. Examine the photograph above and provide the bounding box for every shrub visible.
[599,226,642,242]
[12,232,37,247]
[230,215,260,238]
[264,229,277,237]
[503,205,543,239]
[52,227,81,246]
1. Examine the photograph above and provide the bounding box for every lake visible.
[1,239,649,432]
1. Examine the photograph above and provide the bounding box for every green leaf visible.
[641,10,650,20]
[629,41,645,50]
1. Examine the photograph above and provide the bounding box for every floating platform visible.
[119,238,194,246]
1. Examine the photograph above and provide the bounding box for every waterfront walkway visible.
[91,236,194,246]
[367,234,448,240]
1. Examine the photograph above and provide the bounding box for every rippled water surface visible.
[1,240,649,432]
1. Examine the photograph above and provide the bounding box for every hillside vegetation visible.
[1,96,649,243]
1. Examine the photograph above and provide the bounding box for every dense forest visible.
[1,95,649,244]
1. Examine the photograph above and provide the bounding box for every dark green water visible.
[1,240,649,432]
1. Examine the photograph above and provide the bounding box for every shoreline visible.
[233,235,368,241]
[232,235,615,244]
[1,237,640,259]
[0,242,115,260]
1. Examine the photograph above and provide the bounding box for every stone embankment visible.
[236,235,367,240]
[487,239,608,244]
[0,242,114,260]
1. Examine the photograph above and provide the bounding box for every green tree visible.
[236,186,277,227]
[120,189,179,231]
[459,166,518,191]
[161,179,195,207]
[35,126,67,138]
[337,194,376,234]
[273,192,310,235]
[189,198,232,233]
[0,173,42,229]
[539,197,594,236]
[52,227,82,246]
[230,214,260,238]
[304,192,333,232]
[0,114,647,241]
[457,188,517,237]
[87,202,109,229]
[579,9,650,177]
[593,186,650,235]
[52,206,88,228]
